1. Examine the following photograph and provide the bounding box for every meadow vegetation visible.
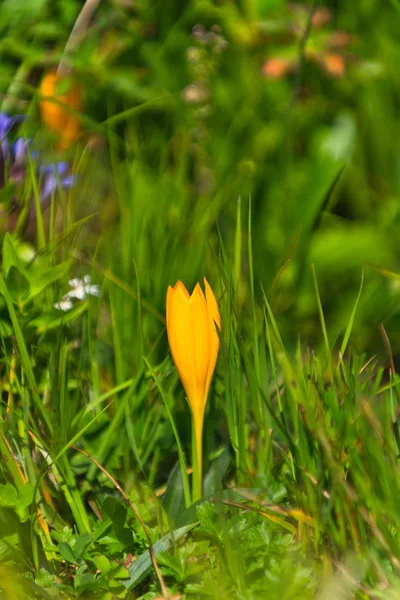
[1,1,400,598]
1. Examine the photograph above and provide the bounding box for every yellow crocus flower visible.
[166,278,220,499]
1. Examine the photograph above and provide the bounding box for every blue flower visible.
[13,137,30,163]
[0,113,26,159]
[0,113,78,218]
[9,138,36,183]
[40,161,77,203]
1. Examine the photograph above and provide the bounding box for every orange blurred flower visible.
[328,31,352,50]
[262,58,293,80]
[39,70,82,150]
[321,53,346,78]
[311,7,332,28]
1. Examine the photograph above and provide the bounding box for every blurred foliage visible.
[1,0,400,598]
[1,0,400,359]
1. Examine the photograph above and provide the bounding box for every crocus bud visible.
[166,278,220,498]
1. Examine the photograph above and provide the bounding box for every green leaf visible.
[35,568,56,588]
[0,182,16,204]
[143,357,191,508]
[102,497,127,531]
[16,483,34,509]
[0,320,12,335]
[26,259,73,300]
[108,564,129,580]
[203,450,231,497]
[74,565,97,593]
[74,532,92,558]
[6,265,30,299]
[124,523,197,590]
[58,542,76,564]
[0,272,52,433]
[93,554,111,575]
[1,0,47,25]
[0,483,18,507]
[339,269,364,358]
[2,233,26,278]
[162,461,186,523]
[175,488,271,529]
[28,301,88,332]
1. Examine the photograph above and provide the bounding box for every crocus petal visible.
[188,283,210,415]
[166,280,189,334]
[166,279,221,417]
[167,282,196,404]
[167,281,208,412]
[204,277,221,395]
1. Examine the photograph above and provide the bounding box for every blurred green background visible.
[2,0,400,362]
[1,1,400,597]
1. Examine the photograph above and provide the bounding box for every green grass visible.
[2,0,400,598]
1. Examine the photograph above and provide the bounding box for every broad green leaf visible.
[0,483,18,507]
[203,450,231,497]
[3,233,26,278]
[28,301,88,332]
[0,182,16,204]
[162,461,186,523]
[74,533,92,558]
[16,483,34,510]
[58,542,76,564]
[74,565,97,593]
[93,555,111,575]
[26,259,73,300]
[124,523,197,590]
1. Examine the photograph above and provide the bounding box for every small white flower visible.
[54,274,100,311]
[54,297,74,312]
[68,286,86,301]
[68,275,100,300]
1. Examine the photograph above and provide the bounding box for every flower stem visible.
[192,411,204,502]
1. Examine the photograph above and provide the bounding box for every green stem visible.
[192,411,204,502]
